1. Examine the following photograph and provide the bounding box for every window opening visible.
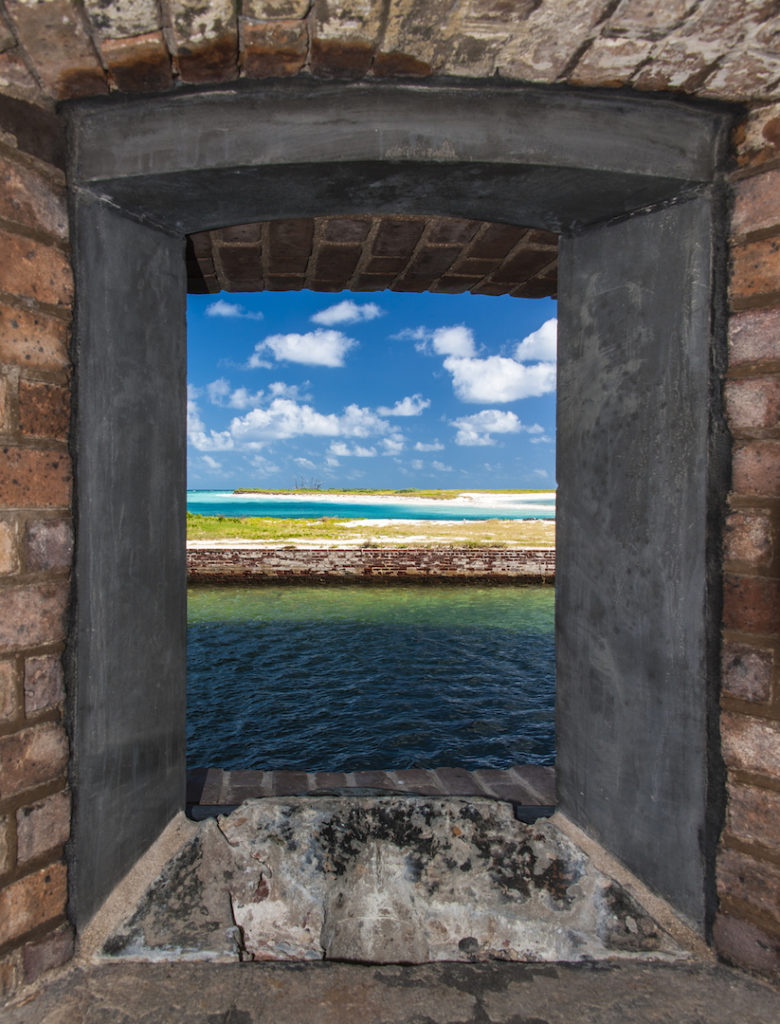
[185,282,558,800]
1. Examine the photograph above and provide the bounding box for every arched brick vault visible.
[0,0,778,997]
[186,217,558,296]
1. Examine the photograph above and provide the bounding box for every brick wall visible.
[187,216,558,299]
[0,98,74,998]
[187,546,556,584]
[713,102,780,977]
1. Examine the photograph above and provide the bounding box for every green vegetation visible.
[232,487,551,499]
[186,512,555,548]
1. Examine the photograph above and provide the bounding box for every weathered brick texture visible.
[0,106,72,988]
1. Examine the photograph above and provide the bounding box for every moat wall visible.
[186,547,555,584]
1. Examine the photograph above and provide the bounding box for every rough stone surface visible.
[0,305,70,374]
[0,862,66,948]
[721,712,780,779]
[0,448,72,509]
[23,518,72,573]
[726,781,780,855]
[23,654,64,713]
[16,789,70,864]
[18,379,69,440]
[0,231,72,308]
[0,657,16,721]
[0,518,17,574]
[721,641,774,703]
[728,305,780,366]
[0,723,69,800]
[0,583,68,652]
[103,798,682,965]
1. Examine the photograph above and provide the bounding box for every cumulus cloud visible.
[311,300,384,326]
[206,299,263,320]
[202,455,222,470]
[229,399,388,448]
[250,329,356,368]
[451,409,542,447]
[443,354,556,403]
[381,435,405,456]
[401,324,477,357]
[376,393,430,417]
[432,460,453,472]
[208,378,312,409]
[328,441,377,457]
[187,386,234,451]
[514,318,557,363]
[294,457,316,469]
[414,440,444,452]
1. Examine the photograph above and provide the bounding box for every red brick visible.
[0,862,67,947]
[404,247,460,279]
[313,244,361,282]
[18,380,69,440]
[23,655,64,714]
[310,38,374,78]
[0,231,72,308]
[0,154,67,241]
[21,924,73,983]
[0,447,72,509]
[468,224,528,259]
[723,575,780,635]
[721,711,780,779]
[732,441,780,497]
[731,236,780,305]
[216,244,263,286]
[728,307,780,366]
[102,31,173,93]
[0,582,68,653]
[215,224,261,244]
[723,509,774,568]
[0,722,68,800]
[726,782,780,855]
[733,167,780,239]
[267,219,313,272]
[722,641,774,703]
[0,519,18,575]
[0,658,16,721]
[0,305,70,373]
[735,103,780,170]
[323,218,371,243]
[491,247,556,284]
[170,0,238,84]
[430,276,483,294]
[372,219,425,258]
[0,48,43,104]
[717,847,780,920]
[16,789,70,864]
[725,376,780,436]
[3,0,108,100]
[0,373,10,434]
[424,219,480,246]
[23,518,72,574]
[372,51,431,77]
[713,912,780,976]
[241,19,308,78]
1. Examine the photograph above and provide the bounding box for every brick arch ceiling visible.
[186,217,559,297]
[0,1,776,115]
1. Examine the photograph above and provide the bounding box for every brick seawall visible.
[186,547,556,584]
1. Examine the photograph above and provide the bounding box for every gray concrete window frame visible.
[65,80,733,937]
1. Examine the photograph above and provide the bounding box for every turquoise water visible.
[187,584,556,772]
[187,490,556,521]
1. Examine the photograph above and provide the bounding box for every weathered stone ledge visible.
[186,546,555,584]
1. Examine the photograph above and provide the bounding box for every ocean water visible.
[187,584,556,772]
[186,489,556,521]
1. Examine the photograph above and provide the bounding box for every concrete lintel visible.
[67,80,730,224]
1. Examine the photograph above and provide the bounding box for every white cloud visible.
[376,393,430,417]
[451,409,541,447]
[381,435,405,456]
[207,378,231,404]
[515,318,557,363]
[251,329,356,367]
[206,299,263,320]
[531,434,554,444]
[534,468,550,479]
[411,459,423,471]
[228,399,388,447]
[443,354,556,403]
[432,460,453,472]
[294,457,316,469]
[202,455,222,470]
[432,325,476,357]
[187,389,234,451]
[311,300,384,326]
[414,440,444,452]
[326,456,339,467]
[249,454,280,475]
[268,381,311,401]
[328,441,377,458]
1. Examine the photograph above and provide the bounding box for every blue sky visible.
[187,289,557,490]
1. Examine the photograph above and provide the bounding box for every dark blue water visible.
[187,490,556,521]
[187,584,556,772]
